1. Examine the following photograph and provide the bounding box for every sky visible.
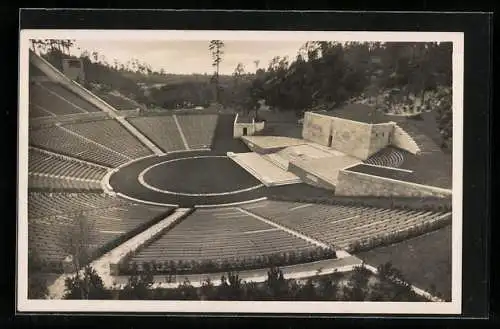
[70,40,306,75]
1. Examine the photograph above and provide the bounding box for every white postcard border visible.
[17,29,464,314]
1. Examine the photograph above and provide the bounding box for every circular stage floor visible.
[108,150,268,207]
[141,155,263,196]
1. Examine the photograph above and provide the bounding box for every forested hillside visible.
[30,39,453,148]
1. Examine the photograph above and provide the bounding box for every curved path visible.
[107,149,334,207]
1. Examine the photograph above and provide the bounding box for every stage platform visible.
[235,135,363,190]
[236,137,362,190]
[262,143,348,170]
[289,154,362,190]
[240,136,306,154]
[227,152,302,187]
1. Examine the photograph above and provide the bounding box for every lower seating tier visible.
[241,200,450,250]
[28,200,172,272]
[128,207,316,264]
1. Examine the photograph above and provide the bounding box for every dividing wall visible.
[335,169,452,198]
[368,123,394,157]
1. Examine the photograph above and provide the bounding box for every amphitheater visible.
[24,50,453,300]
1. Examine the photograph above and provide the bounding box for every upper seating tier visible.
[29,125,129,167]
[175,114,218,149]
[62,119,153,159]
[127,116,186,153]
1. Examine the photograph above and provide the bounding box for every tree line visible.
[41,262,432,302]
[30,39,451,111]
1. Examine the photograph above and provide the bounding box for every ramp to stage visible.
[227,152,302,187]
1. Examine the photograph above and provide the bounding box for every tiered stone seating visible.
[365,146,406,168]
[28,192,127,219]
[242,200,449,250]
[28,201,171,271]
[30,83,84,116]
[28,173,101,191]
[63,119,152,159]
[127,116,186,152]
[29,112,112,130]
[30,63,46,77]
[40,82,102,112]
[175,114,218,149]
[29,148,108,181]
[129,207,316,264]
[29,103,53,118]
[29,126,129,167]
[96,92,140,111]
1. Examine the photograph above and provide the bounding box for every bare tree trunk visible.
[420,90,426,110]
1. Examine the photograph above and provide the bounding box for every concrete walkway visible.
[172,115,190,150]
[106,256,363,289]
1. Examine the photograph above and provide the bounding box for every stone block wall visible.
[288,162,336,190]
[335,169,452,198]
[330,117,372,159]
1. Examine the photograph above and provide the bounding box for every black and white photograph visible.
[17,29,463,314]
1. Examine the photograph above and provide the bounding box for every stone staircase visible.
[392,124,421,155]
[396,122,441,154]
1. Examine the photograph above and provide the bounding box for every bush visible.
[64,265,111,299]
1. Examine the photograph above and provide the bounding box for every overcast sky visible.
[71,40,306,75]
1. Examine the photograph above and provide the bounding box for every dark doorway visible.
[243,127,248,136]
[328,135,333,147]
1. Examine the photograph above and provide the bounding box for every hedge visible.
[119,247,337,276]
